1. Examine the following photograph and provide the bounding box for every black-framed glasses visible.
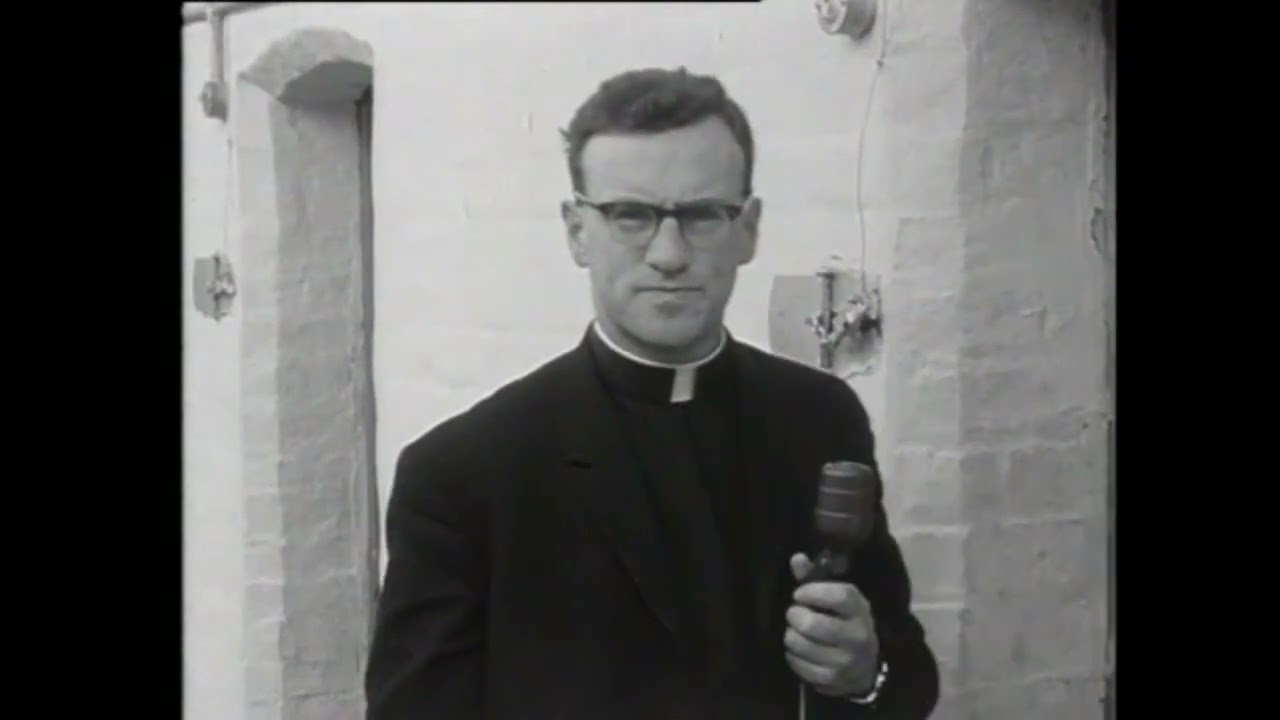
[573,192,749,248]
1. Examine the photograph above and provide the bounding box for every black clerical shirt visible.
[585,323,761,703]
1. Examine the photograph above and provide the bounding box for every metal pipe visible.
[182,2,279,26]
[817,268,836,371]
[210,9,225,83]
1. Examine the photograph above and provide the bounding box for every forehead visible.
[579,116,746,203]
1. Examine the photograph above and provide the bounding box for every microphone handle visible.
[796,550,852,720]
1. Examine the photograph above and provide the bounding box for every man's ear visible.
[562,200,589,268]
[735,196,762,265]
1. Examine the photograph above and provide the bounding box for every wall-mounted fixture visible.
[193,252,237,321]
[805,266,882,373]
[187,3,282,120]
[815,0,877,41]
[182,2,277,25]
[767,261,884,378]
[199,4,229,120]
[200,77,228,121]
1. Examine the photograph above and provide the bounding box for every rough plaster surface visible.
[882,0,1112,717]
[233,27,377,720]
[182,1,1113,718]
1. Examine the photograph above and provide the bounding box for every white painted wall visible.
[182,22,245,720]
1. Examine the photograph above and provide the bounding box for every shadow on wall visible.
[1101,0,1115,717]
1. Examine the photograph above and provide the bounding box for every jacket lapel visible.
[552,337,685,644]
[549,335,805,652]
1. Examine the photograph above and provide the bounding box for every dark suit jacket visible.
[365,331,939,719]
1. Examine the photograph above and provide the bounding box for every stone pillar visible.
[234,28,379,720]
[881,0,1113,716]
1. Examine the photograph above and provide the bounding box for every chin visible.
[623,316,708,351]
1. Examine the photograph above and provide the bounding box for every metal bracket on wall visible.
[193,252,237,321]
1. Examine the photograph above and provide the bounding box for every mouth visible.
[637,286,702,294]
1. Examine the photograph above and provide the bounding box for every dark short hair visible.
[560,67,755,197]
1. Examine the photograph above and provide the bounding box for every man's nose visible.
[643,217,692,274]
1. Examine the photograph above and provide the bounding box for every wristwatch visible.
[845,660,889,705]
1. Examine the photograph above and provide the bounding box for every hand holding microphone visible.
[784,461,882,698]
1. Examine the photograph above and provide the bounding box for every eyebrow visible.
[594,196,740,207]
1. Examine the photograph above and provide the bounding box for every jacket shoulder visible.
[735,339,865,411]
[387,346,580,526]
[396,346,575,470]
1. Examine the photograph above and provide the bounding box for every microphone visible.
[795,461,880,720]
[805,460,878,582]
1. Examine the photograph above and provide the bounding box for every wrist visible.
[845,658,878,696]
[845,659,888,705]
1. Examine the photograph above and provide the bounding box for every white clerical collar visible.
[590,321,728,403]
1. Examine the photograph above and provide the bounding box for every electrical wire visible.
[830,0,891,382]
[854,0,890,296]
[222,125,234,259]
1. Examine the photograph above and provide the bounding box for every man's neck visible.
[590,320,727,369]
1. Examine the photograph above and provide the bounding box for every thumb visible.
[789,552,814,582]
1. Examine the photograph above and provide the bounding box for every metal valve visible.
[802,261,883,375]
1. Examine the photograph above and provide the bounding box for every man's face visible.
[562,116,761,364]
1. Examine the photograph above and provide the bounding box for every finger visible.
[786,604,844,645]
[784,626,853,668]
[785,651,838,688]
[790,553,813,582]
[786,604,869,647]
[793,581,869,618]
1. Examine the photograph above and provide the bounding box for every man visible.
[365,67,939,719]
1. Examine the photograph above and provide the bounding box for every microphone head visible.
[814,460,878,551]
